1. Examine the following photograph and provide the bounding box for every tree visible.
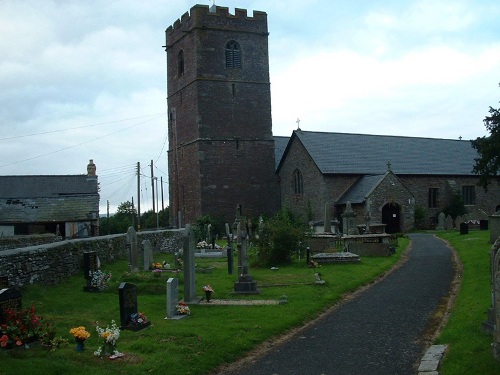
[471,88,500,191]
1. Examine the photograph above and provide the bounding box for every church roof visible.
[336,174,387,204]
[275,130,479,175]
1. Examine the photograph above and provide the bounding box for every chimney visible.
[87,159,96,176]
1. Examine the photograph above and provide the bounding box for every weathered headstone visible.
[455,215,463,227]
[165,278,187,320]
[83,251,99,292]
[490,212,500,244]
[183,224,197,303]
[437,212,446,230]
[118,282,150,331]
[127,226,139,273]
[445,215,453,231]
[342,201,357,235]
[0,288,22,323]
[484,238,500,333]
[226,223,234,275]
[492,238,500,359]
[142,240,153,271]
[233,218,260,294]
[324,202,331,233]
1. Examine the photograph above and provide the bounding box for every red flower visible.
[15,340,22,346]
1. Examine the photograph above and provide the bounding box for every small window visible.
[293,169,303,195]
[178,50,184,76]
[428,188,438,208]
[462,185,476,205]
[225,41,241,68]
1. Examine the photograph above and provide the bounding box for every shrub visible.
[257,209,309,266]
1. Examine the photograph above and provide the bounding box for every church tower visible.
[165,5,279,226]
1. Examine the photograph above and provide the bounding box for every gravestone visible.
[0,288,22,323]
[324,202,332,233]
[437,212,445,230]
[118,282,150,331]
[484,238,500,333]
[460,222,468,235]
[165,278,187,320]
[127,226,139,273]
[83,251,99,292]
[233,218,260,294]
[490,212,500,244]
[142,240,153,271]
[445,215,454,231]
[183,224,197,303]
[342,201,357,235]
[455,215,463,227]
[493,239,500,359]
[226,223,234,275]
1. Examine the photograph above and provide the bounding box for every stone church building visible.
[165,4,500,232]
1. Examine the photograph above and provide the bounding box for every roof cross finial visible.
[387,161,392,171]
[296,118,301,131]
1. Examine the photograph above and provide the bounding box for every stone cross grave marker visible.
[183,224,197,303]
[0,288,22,323]
[127,226,139,273]
[165,278,187,320]
[118,282,150,331]
[233,218,260,294]
[142,240,153,271]
[83,251,99,292]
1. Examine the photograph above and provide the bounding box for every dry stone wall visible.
[0,229,183,287]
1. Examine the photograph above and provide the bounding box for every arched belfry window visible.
[225,41,241,68]
[177,50,184,76]
[293,169,303,195]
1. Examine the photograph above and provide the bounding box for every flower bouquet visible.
[69,326,90,352]
[176,302,190,315]
[202,285,214,302]
[0,305,44,349]
[94,320,123,358]
[90,270,112,291]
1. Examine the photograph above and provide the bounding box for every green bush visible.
[257,209,309,266]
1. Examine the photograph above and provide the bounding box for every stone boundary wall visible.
[0,234,62,251]
[0,229,184,287]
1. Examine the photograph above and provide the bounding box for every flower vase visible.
[205,291,212,302]
[75,339,85,352]
[103,342,115,356]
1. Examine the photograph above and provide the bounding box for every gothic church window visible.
[178,50,184,76]
[225,41,241,68]
[462,185,476,205]
[293,169,303,195]
[428,188,438,208]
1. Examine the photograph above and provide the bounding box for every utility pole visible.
[106,200,110,235]
[150,160,155,215]
[137,162,141,231]
[161,176,165,227]
[155,177,159,229]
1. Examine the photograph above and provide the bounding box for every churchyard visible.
[0,233,407,375]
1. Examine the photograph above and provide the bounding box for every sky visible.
[1,0,499,214]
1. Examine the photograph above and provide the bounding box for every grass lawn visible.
[0,238,407,375]
[435,230,500,375]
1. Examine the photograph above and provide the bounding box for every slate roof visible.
[274,136,289,169]
[0,175,99,223]
[336,174,387,205]
[276,130,479,175]
[0,175,98,198]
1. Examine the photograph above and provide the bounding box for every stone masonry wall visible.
[0,229,184,287]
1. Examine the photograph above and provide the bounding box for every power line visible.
[0,114,165,169]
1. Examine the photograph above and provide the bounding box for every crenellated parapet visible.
[165,5,268,48]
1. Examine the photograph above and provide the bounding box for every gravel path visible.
[215,233,455,375]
